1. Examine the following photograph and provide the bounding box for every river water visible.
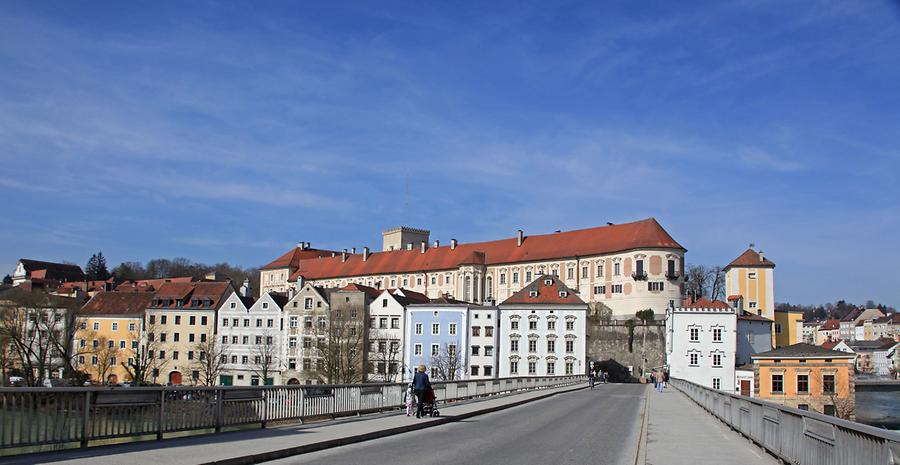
[855,390,900,429]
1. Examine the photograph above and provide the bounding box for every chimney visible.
[363,247,370,261]
[331,252,336,257]
[517,229,524,247]
[450,239,457,250]
[352,247,357,254]
[239,279,252,298]
[297,241,303,249]
[420,241,427,253]
[759,250,765,262]
[606,222,614,226]
[434,240,440,248]
[341,250,348,262]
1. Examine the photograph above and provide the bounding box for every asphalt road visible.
[270,383,647,465]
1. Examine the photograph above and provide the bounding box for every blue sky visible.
[1,1,898,307]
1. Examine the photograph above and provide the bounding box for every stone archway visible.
[287,378,300,385]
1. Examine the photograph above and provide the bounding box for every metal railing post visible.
[157,389,165,441]
[261,389,268,429]
[80,390,91,448]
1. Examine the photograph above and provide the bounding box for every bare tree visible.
[249,330,280,385]
[314,309,367,384]
[0,290,80,386]
[431,343,463,381]
[121,318,168,385]
[192,332,228,386]
[368,330,403,383]
[684,265,725,301]
[89,336,118,384]
[829,394,856,420]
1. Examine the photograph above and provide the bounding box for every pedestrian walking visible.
[404,382,416,416]
[656,371,664,393]
[413,365,431,419]
[589,371,596,389]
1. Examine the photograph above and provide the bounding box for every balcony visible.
[632,271,648,281]
[665,271,680,280]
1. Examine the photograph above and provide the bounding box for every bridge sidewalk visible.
[12,383,586,465]
[644,385,780,465]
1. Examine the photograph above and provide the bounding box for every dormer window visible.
[529,290,539,297]
[559,290,568,298]
[544,278,553,286]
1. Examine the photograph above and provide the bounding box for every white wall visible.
[666,306,737,392]
[497,304,587,378]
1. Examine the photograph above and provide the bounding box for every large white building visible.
[666,298,737,392]
[498,275,588,378]
[259,218,685,319]
[368,288,430,382]
[218,287,288,386]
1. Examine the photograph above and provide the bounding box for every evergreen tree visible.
[85,252,110,281]
[2,274,12,285]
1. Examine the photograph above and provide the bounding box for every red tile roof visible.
[820,319,840,331]
[338,283,382,299]
[151,281,233,310]
[261,247,339,270]
[18,259,86,282]
[288,218,683,281]
[725,249,775,269]
[80,292,155,316]
[501,275,585,305]
[738,310,773,322]
[821,340,844,350]
[727,294,742,301]
[681,297,732,309]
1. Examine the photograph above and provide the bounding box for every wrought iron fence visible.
[0,375,584,452]
[671,378,900,465]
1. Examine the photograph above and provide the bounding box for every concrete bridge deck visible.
[9,383,780,465]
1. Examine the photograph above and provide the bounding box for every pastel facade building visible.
[752,344,856,419]
[75,292,154,384]
[498,275,588,378]
[262,218,685,319]
[282,283,332,384]
[145,281,232,385]
[404,303,470,381]
[735,312,774,366]
[774,308,803,348]
[368,288,429,382]
[666,298,737,392]
[218,289,289,386]
[468,305,499,379]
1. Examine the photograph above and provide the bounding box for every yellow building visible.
[75,292,154,384]
[725,248,776,345]
[752,343,855,419]
[774,308,803,348]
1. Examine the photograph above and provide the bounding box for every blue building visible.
[404,302,470,381]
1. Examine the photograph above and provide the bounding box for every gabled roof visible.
[725,249,775,269]
[752,343,854,359]
[80,292,154,317]
[738,310,773,322]
[18,259,85,282]
[427,294,470,305]
[337,283,382,299]
[821,340,847,350]
[501,275,585,305]
[268,293,289,309]
[840,308,862,322]
[387,288,431,306]
[874,313,900,324]
[261,247,338,271]
[151,281,233,310]
[288,218,684,281]
[238,295,257,308]
[820,319,840,330]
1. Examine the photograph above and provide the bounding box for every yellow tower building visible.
[725,248,778,345]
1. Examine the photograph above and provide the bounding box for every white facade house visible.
[218,291,288,385]
[368,288,430,382]
[874,340,900,377]
[497,276,588,378]
[467,305,499,379]
[666,299,737,392]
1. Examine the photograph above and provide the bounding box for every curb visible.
[201,383,588,465]
[634,385,650,465]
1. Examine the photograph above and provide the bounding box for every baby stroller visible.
[421,385,440,417]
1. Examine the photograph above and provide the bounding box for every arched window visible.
[464,275,471,302]
[486,276,493,298]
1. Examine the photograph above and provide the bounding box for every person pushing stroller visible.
[413,364,431,419]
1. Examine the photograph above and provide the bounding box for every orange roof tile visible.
[261,247,339,271]
[820,319,840,330]
[725,249,775,269]
[501,275,585,305]
[80,292,154,316]
[289,218,683,281]
[682,298,731,309]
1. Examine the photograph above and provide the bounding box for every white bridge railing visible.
[671,378,900,465]
[0,375,585,453]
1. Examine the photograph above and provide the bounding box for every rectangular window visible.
[797,374,809,393]
[415,323,423,335]
[612,284,623,293]
[528,361,537,375]
[775,323,782,334]
[290,316,298,328]
[511,320,519,330]
[529,320,537,330]
[798,404,809,411]
[614,262,621,276]
[667,259,676,277]
[432,323,440,335]
[823,374,835,393]
[712,328,722,342]
[471,365,479,376]
[526,271,532,282]
[548,320,556,331]
[581,266,588,279]
[593,285,606,295]
[511,340,519,352]
[256,319,262,327]
[712,353,722,367]
[379,317,388,329]
[93,322,100,331]
[485,346,493,356]
[128,322,135,331]
[547,362,555,375]
[566,321,574,331]
[485,326,493,337]
[771,374,784,393]
[565,340,574,353]
[690,327,699,342]
[391,317,400,329]
[499,274,506,285]
[565,362,574,375]
[510,361,518,374]
[528,340,537,352]
[824,404,836,416]
[748,272,757,280]
[175,315,182,325]
[547,340,555,352]
[689,353,699,366]
[712,378,721,390]
[471,345,480,356]
[648,282,664,291]
[161,315,167,324]
[111,322,118,331]
[243,318,250,327]
[597,263,604,277]
[512,272,519,284]
[431,344,439,356]
[414,343,422,356]
[289,337,297,348]
[222,319,229,327]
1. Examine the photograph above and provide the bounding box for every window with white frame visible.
[415,323,423,335]
[415,344,422,356]
[431,344,440,356]
[712,327,722,342]
[511,340,519,352]
[614,262,621,276]
[689,352,699,366]
[510,361,518,374]
[689,327,700,342]
[432,323,440,335]
[712,353,722,367]
[449,323,457,335]
[712,378,721,390]
[547,362,555,375]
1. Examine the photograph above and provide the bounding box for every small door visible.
[740,380,750,397]
[169,371,183,385]
[219,375,233,386]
